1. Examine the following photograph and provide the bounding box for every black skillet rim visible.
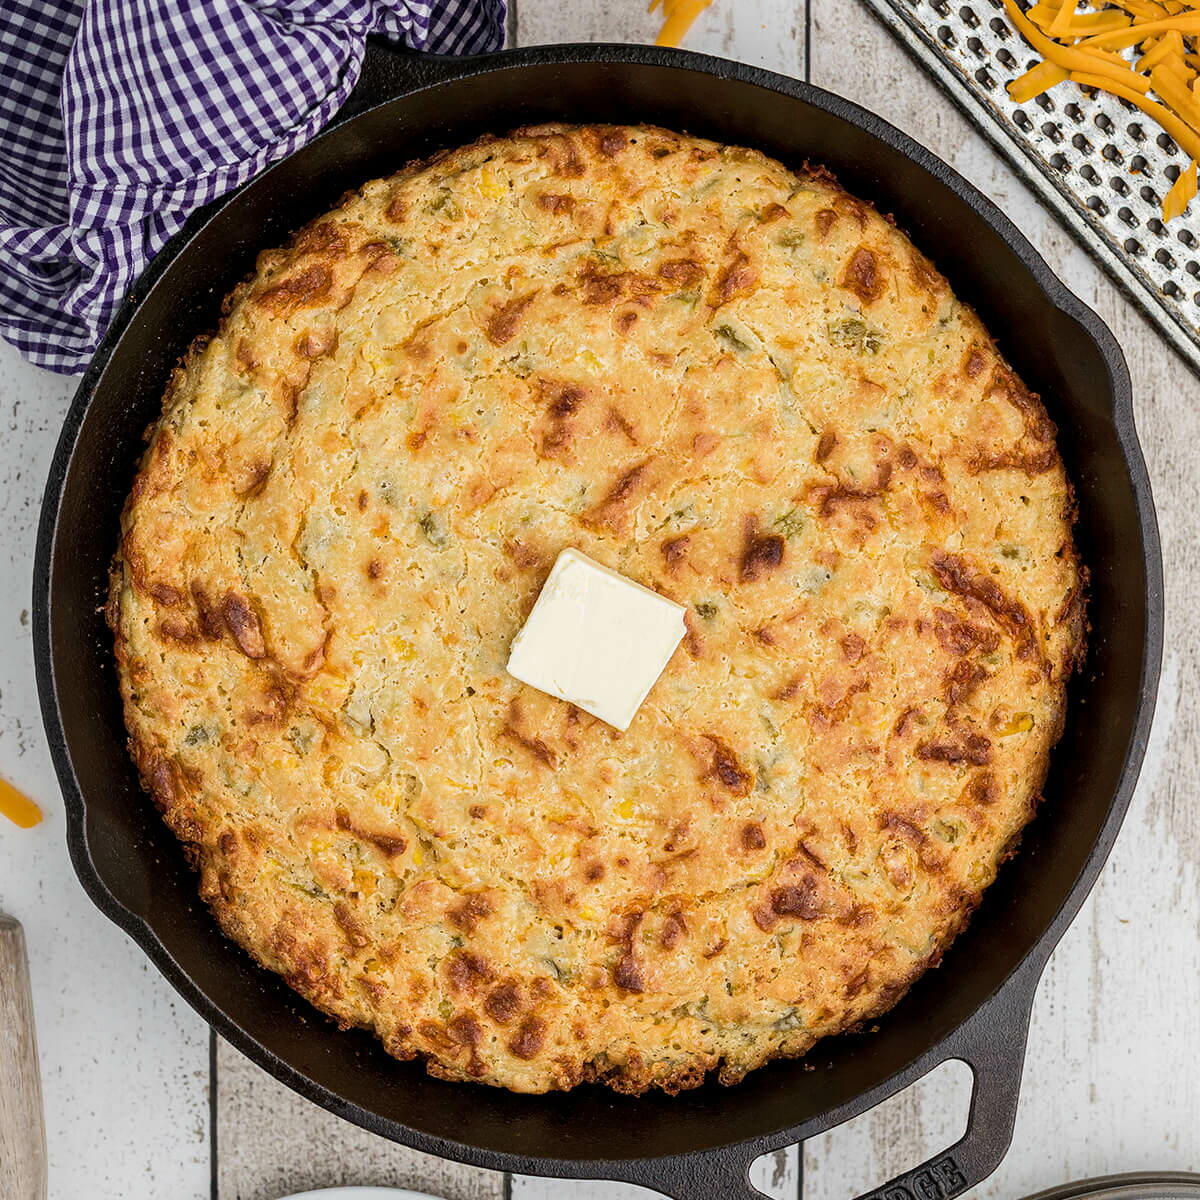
[32,41,1164,1186]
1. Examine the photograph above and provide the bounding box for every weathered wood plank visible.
[512,1149,800,1200]
[215,1037,505,1200]
[4,6,1194,1200]
[506,4,802,1188]
[806,3,1200,1196]
[515,0,805,79]
[0,347,212,1200]
[802,1060,972,1199]
[507,4,799,1187]
[215,7,806,1195]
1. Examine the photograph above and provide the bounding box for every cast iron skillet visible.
[34,40,1162,1200]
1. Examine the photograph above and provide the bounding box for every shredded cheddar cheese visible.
[1139,30,1186,71]
[1030,3,1133,35]
[1010,58,1072,100]
[0,776,41,829]
[1103,1,1170,19]
[651,0,713,47]
[1004,0,1200,220]
[1078,13,1200,48]
[1165,156,1200,214]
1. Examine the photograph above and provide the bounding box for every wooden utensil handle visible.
[0,915,47,1200]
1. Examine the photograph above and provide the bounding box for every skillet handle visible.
[611,962,1037,1200]
[826,969,1037,1200]
[609,1145,773,1199]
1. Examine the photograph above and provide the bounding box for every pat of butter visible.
[506,549,687,731]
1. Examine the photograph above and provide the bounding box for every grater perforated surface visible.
[862,0,1200,373]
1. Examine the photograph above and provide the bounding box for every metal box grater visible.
[862,0,1200,374]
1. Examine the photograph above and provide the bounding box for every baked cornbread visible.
[111,123,1084,1095]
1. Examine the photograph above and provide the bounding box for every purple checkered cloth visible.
[0,0,504,373]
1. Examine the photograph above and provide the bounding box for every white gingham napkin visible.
[0,0,505,374]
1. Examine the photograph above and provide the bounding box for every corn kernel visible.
[478,165,504,199]
[390,636,416,660]
[0,776,41,828]
[998,712,1035,736]
[615,797,636,819]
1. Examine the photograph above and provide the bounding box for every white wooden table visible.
[1,2,1197,1197]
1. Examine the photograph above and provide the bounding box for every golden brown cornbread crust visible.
[112,123,1084,1095]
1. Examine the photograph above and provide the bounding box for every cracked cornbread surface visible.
[112,124,1084,1094]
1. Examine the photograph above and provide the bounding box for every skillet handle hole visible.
[800,1059,972,1198]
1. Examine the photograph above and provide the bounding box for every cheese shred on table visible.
[1004,0,1200,220]
[652,0,713,46]
[0,776,41,829]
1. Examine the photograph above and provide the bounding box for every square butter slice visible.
[506,548,687,731]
